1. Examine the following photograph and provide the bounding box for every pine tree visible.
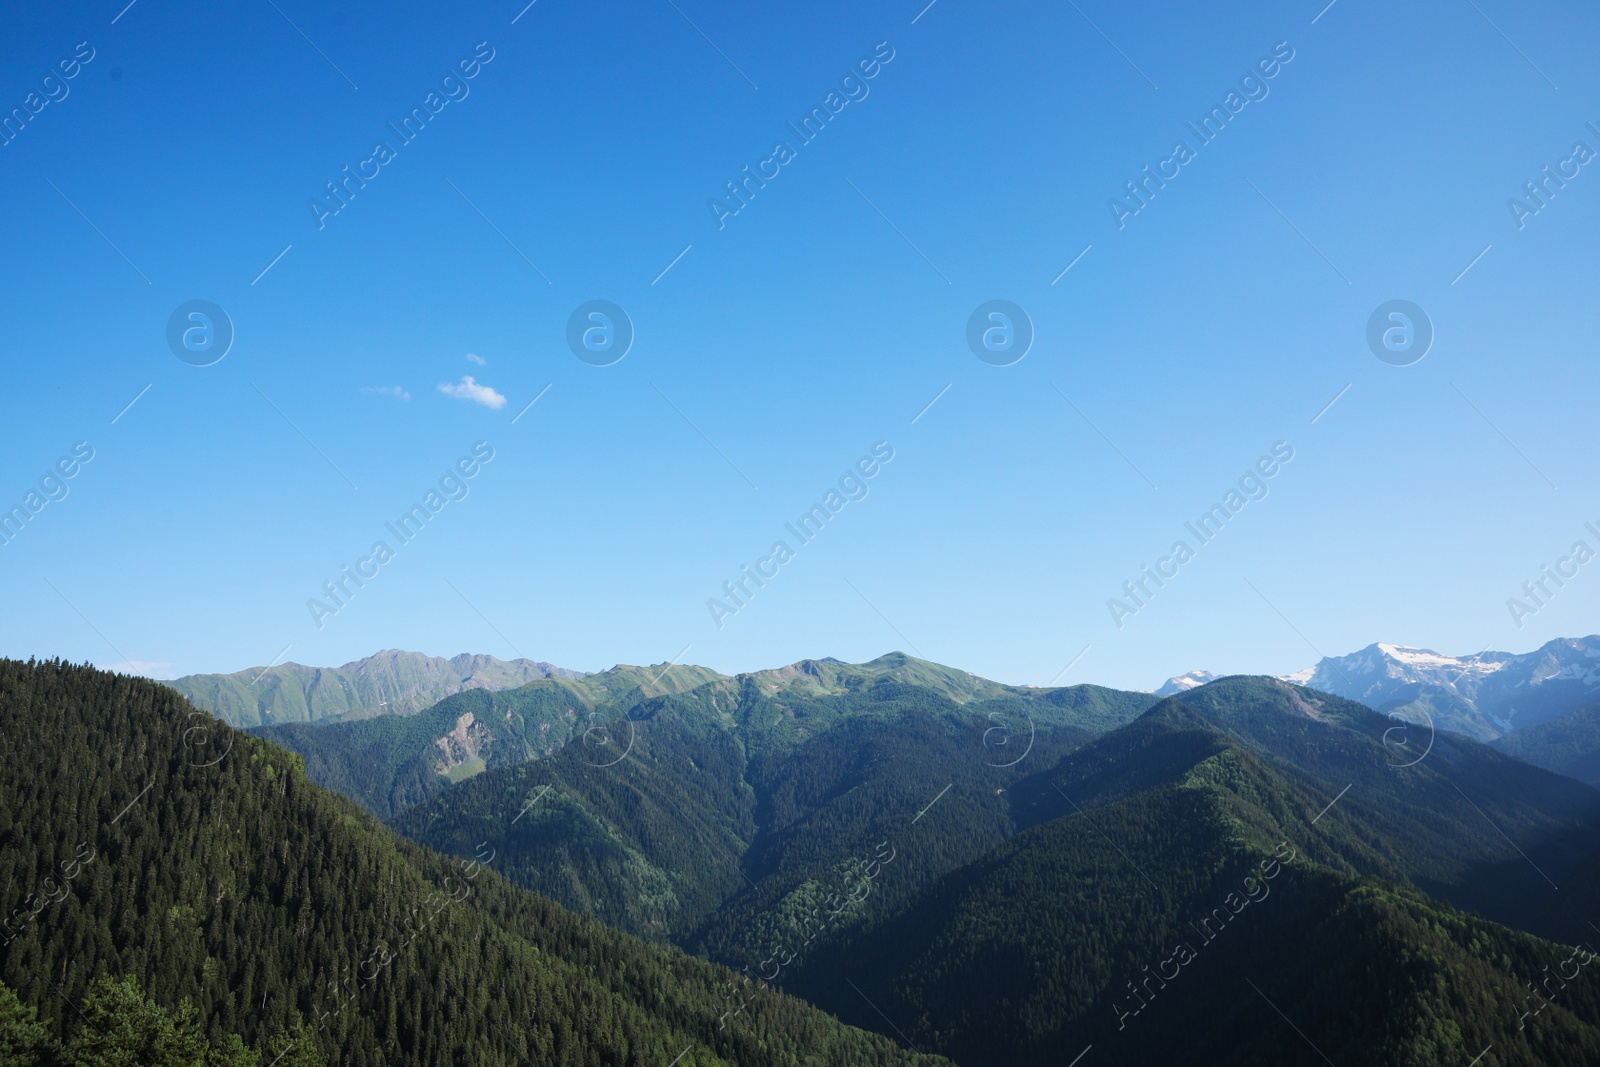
[0,981,55,1067]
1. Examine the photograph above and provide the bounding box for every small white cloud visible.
[437,376,507,410]
[100,661,177,680]
[362,385,411,400]
[466,352,486,366]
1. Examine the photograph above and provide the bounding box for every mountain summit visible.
[167,649,583,727]
[1154,670,1215,695]
[1282,636,1600,739]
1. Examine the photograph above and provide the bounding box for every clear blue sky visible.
[3,0,1598,691]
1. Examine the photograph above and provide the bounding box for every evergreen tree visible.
[0,982,55,1067]
[59,977,205,1067]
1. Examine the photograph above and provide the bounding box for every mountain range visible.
[790,678,1600,1065]
[243,652,1600,1061]
[178,635,1600,743]
[10,648,1600,1064]
[166,649,583,727]
[1149,635,1600,741]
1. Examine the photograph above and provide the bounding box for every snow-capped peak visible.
[1155,670,1216,696]
[1372,643,1475,670]
[1278,635,1600,738]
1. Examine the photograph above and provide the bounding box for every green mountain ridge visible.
[104,650,1600,1067]
[387,667,1600,1064]
[166,650,585,727]
[278,661,1600,965]
[251,653,1153,824]
[247,662,727,821]
[390,662,1156,945]
[1159,677,1600,941]
[782,695,1600,1065]
[1493,700,1600,789]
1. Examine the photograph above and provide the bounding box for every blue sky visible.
[3,0,1598,691]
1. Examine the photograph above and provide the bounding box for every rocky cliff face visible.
[433,710,495,778]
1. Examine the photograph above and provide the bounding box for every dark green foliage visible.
[202,1032,259,1067]
[262,655,1155,830]
[394,710,758,941]
[394,670,1110,957]
[788,712,1600,1065]
[250,685,592,821]
[689,699,1090,966]
[257,1021,319,1067]
[0,973,286,1067]
[1494,701,1600,789]
[0,659,949,1067]
[0,980,53,1067]
[61,976,209,1067]
[1154,678,1600,941]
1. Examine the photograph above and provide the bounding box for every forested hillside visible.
[64,647,1600,1067]
[1159,677,1600,941]
[389,660,1154,947]
[0,974,323,1066]
[0,659,949,1067]
[783,701,1600,1066]
[1494,701,1600,789]
[392,668,1600,974]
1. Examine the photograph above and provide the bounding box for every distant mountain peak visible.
[1154,670,1215,696]
[736,651,1016,705]
[167,650,583,728]
[1374,641,1452,662]
[1280,635,1600,739]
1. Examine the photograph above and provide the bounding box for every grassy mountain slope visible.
[0,658,948,1067]
[1379,686,1499,741]
[390,668,1600,999]
[167,650,584,727]
[738,653,1017,705]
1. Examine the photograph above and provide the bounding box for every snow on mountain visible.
[1281,636,1600,739]
[1155,671,1216,696]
